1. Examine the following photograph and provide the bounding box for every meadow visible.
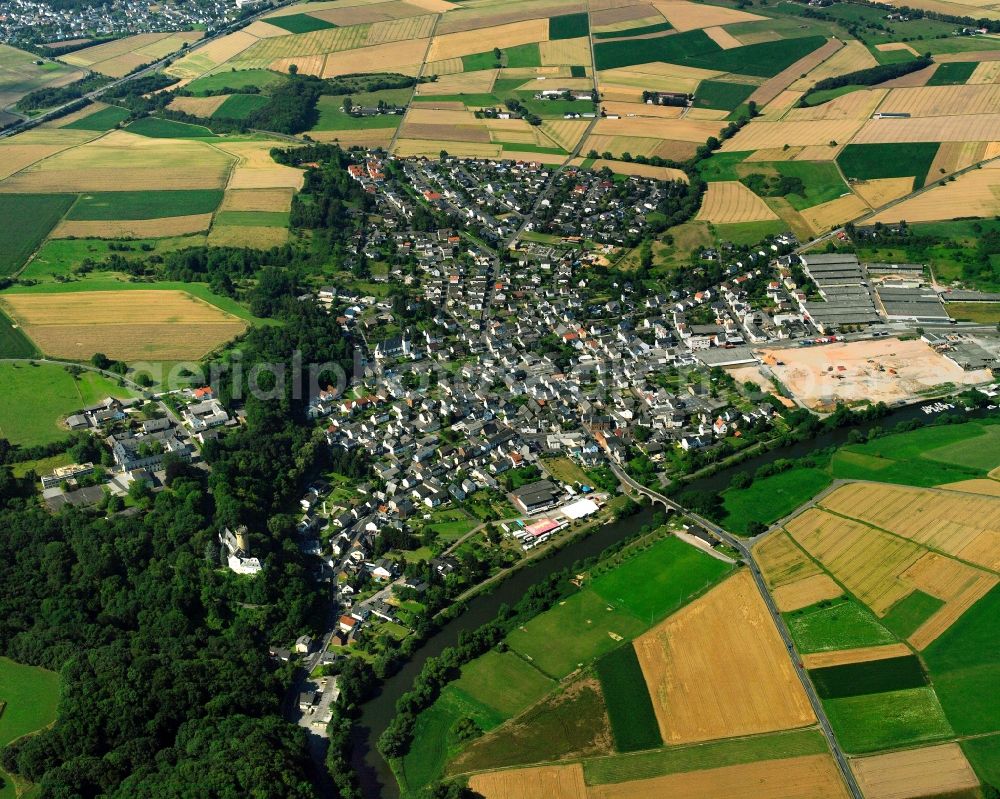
[823,686,953,753]
[808,655,928,699]
[550,13,589,40]
[0,657,60,799]
[0,194,76,276]
[880,590,945,638]
[694,80,755,112]
[447,650,554,725]
[0,362,131,447]
[125,117,215,138]
[66,189,223,220]
[589,534,732,622]
[267,12,337,34]
[213,93,270,120]
[785,596,896,653]
[720,466,831,535]
[185,69,284,95]
[62,104,130,131]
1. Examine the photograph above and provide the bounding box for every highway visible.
[609,462,865,799]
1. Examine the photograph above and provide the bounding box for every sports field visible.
[0,290,248,362]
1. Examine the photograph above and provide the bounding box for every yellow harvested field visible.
[969,61,1000,84]
[230,26,370,68]
[393,138,501,157]
[502,150,567,164]
[321,38,429,77]
[749,38,842,108]
[938,478,1000,496]
[603,100,684,119]
[239,20,289,38]
[851,176,915,207]
[766,338,994,411]
[589,159,688,182]
[469,764,587,799]
[755,530,823,588]
[62,31,203,77]
[819,482,1000,572]
[879,84,1000,117]
[927,140,987,179]
[60,32,172,66]
[773,573,844,612]
[407,0,456,11]
[651,0,764,31]
[854,113,1000,143]
[601,61,721,81]
[168,94,229,117]
[208,225,289,248]
[539,119,589,151]
[307,0,429,25]
[540,37,591,66]
[0,290,247,361]
[789,41,878,92]
[166,31,260,80]
[591,5,662,29]
[634,571,815,744]
[0,130,233,193]
[697,181,779,224]
[880,0,1000,19]
[686,108,730,120]
[801,643,914,670]
[403,122,490,142]
[51,213,213,239]
[0,136,96,181]
[269,54,326,77]
[799,193,869,234]
[720,119,864,151]
[879,63,938,89]
[785,89,887,122]
[786,508,922,616]
[406,107,479,125]
[902,552,997,649]
[220,187,295,212]
[703,25,742,49]
[214,139,304,191]
[423,57,465,74]
[868,164,1000,222]
[795,143,846,160]
[485,117,549,145]
[592,115,723,142]
[427,19,548,61]
[416,69,498,94]
[850,743,979,799]
[760,90,805,121]
[582,134,698,160]
[876,41,919,55]
[435,0,583,34]
[589,754,850,799]
[309,129,395,147]
[366,14,436,45]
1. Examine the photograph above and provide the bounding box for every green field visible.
[214,210,289,227]
[698,151,750,182]
[185,69,284,95]
[593,21,672,40]
[880,590,945,638]
[507,588,647,679]
[21,236,206,283]
[837,142,939,190]
[772,161,851,210]
[0,657,60,799]
[714,220,788,245]
[694,80,755,111]
[594,646,660,752]
[213,93,269,120]
[125,116,215,138]
[963,734,1000,789]
[920,36,1000,54]
[504,43,542,68]
[442,675,610,779]
[582,728,829,784]
[809,655,928,699]
[62,104,130,131]
[590,535,731,622]
[923,585,1000,735]
[0,194,75,276]
[266,12,336,33]
[0,310,38,358]
[448,650,554,725]
[593,30,826,76]
[0,362,133,446]
[550,12,589,40]
[824,686,953,753]
[721,467,831,535]
[313,96,402,131]
[66,189,223,220]
[462,51,503,71]
[926,60,977,86]
[800,84,868,107]
[785,596,896,654]
[946,302,1000,324]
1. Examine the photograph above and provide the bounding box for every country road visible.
[609,463,865,799]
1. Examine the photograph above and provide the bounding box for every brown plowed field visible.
[850,743,979,799]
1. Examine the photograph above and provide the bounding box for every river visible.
[350,400,986,798]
